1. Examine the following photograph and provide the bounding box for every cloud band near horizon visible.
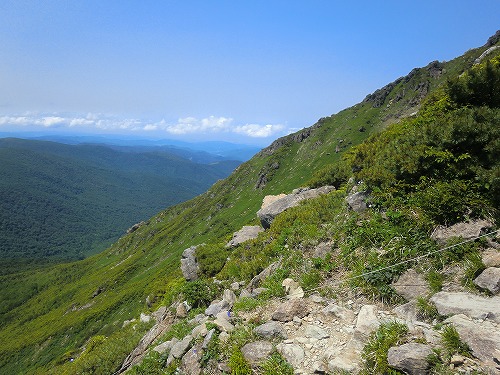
[0,113,288,139]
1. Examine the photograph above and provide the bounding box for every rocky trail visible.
[120,188,500,374]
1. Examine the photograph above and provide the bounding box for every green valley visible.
[0,138,239,272]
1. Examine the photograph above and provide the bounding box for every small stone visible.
[140,313,151,323]
[450,355,465,366]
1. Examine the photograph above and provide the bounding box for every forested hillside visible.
[0,32,498,375]
[0,138,239,272]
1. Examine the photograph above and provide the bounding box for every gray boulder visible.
[276,342,305,369]
[170,334,193,359]
[272,299,310,322]
[431,219,493,245]
[254,321,287,339]
[392,269,430,300]
[304,324,329,340]
[387,343,433,375]
[322,303,355,323]
[180,245,200,281]
[473,267,500,294]
[181,344,202,375]
[430,291,500,322]
[445,314,500,372]
[257,186,335,229]
[226,226,263,247]
[241,341,274,366]
[346,191,369,212]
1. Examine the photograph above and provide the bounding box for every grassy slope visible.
[0,138,239,267]
[0,40,494,374]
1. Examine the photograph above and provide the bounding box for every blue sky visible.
[1,1,499,145]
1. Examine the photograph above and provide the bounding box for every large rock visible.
[482,248,500,267]
[170,335,193,359]
[246,261,280,292]
[328,337,364,373]
[304,324,330,340]
[276,342,305,369]
[226,226,264,247]
[282,278,304,299]
[180,245,200,281]
[430,292,500,322]
[205,299,230,317]
[254,321,287,339]
[445,314,500,372]
[153,338,179,354]
[473,267,500,294]
[431,219,493,245]
[181,343,202,375]
[387,343,433,375]
[272,299,311,322]
[392,269,430,300]
[241,341,274,366]
[355,305,380,337]
[257,186,335,229]
[346,191,369,212]
[322,303,355,323]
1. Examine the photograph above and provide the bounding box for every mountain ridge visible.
[0,32,499,374]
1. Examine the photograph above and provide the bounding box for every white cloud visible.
[0,112,289,139]
[165,116,233,135]
[233,123,285,138]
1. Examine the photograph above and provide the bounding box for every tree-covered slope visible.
[0,138,239,268]
[0,32,498,375]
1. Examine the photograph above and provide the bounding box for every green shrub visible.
[425,270,444,293]
[362,321,408,374]
[233,297,261,313]
[300,269,322,291]
[182,279,220,308]
[260,352,294,375]
[416,297,440,322]
[228,348,252,375]
[462,251,486,290]
[440,325,472,360]
[196,243,228,277]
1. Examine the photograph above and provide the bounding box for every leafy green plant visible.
[181,279,220,308]
[440,325,472,361]
[362,321,408,374]
[233,297,262,313]
[228,348,252,375]
[462,251,486,290]
[260,352,294,375]
[425,270,444,293]
[416,297,440,322]
[196,243,228,277]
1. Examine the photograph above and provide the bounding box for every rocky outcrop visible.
[272,299,311,322]
[473,267,500,294]
[226,226,263,247]
[444,314,500,372]
[254,321,287,339]
[241,341,274,366]
[430,291,500,322]
[180,245,200,281]
[392,269,430,300]
[257,186,335,229]
[346,190,369,213]
[387,343,433,375]
[431,219,493,245]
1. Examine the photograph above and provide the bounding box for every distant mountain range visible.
[0,133,262,162]
[0,137,241,269]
